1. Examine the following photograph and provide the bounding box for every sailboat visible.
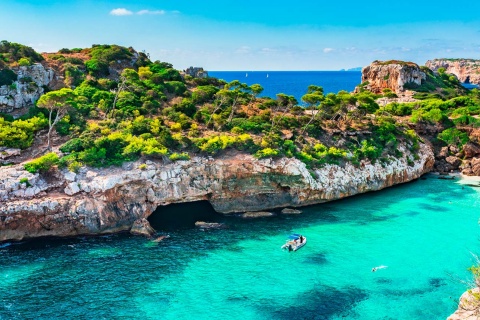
[246,73,248,78]
[266,73,269,78]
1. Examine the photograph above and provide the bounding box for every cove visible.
[1,176,479,319]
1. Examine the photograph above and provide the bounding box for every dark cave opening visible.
[147,201,223,230]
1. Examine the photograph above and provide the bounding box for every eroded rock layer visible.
[426,59,480,85]
[359,60,426,94]
[0,142,434,242]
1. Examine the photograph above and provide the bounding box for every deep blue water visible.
[208,71,361,102]
[1,176,480,319]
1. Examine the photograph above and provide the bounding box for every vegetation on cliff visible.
[2,43,478,174]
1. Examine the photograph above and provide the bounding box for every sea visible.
[208,71,362,102]
[1,176,480,319]
[1,72,480,319]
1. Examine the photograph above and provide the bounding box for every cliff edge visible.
[426,59,480,85]
[0,142,434,242]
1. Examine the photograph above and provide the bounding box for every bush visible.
[19,177,31,187]
[438,128,469,148]
[169,152,190,161]
[254,148,279,159]
[24,153,59,173]
[0,68,17,86]
[18,58,31,66]
[85,59,109,77]
[60,138,87,153]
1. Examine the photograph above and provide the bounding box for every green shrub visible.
[19,177,31,187]
[85,59,109,77]
[169,152,190,161]
[0,68,17,86]
[24,153,59,173]
[18,57,31,66]
[438,128,469,148]
[254,148,279,159]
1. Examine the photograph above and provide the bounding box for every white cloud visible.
[110,8,133,16]
[323,48,334,53]
[235,46,251,54]
[137,10,165,15]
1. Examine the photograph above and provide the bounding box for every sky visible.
[0,0,479,71]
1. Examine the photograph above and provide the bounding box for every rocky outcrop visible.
[448,287,480,320]
[0,142,434,242]
[183,67,208,79]
[359,60,426,94]
[130,218,156,237]
[0,64,55,114]
[426,59,480,85]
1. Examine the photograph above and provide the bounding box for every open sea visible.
[1,176,480,319]
[208,71,362,102]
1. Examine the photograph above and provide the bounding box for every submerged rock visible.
[194,221,226,229]
[281,208,302,215]
[241,211,275,219]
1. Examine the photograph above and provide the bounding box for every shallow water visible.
[1,176,479,319]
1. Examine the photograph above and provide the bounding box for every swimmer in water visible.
[372,265,388,272]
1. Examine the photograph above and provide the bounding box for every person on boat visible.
[299,235,304,243]
[372,267,377,272]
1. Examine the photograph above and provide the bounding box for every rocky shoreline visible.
[0,142,434,242]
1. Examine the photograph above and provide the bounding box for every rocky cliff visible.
[448,287,480,320]
[359,60,426,94]
[0,64,55,114]
[0,142,434,242]
[426,59,480,85]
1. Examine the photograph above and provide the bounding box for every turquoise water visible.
[1,176,480,319]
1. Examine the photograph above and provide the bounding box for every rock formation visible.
[358,60,426,94]
[0,142,434,242]
[0,64,55,114]
[183,67,208,79]
[426,59,480,85]
[448,287,480,320]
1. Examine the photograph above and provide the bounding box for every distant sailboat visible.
[266,73,269,78]
[246,73,248,77]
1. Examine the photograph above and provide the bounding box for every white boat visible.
[281,234,307,251]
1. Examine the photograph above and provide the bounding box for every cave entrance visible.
[148,201,223,230]
[465,76,471,84]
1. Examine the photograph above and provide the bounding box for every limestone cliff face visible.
[0,143,434,242]
[447,287,480,320]
[359,61,426,94]
[0,64,55,113]
[426,59,480,84]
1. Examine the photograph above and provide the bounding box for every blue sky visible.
[1,0,479,70]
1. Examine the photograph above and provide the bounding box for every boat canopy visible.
[288,234,302,240]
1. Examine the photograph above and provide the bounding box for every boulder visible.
[445,156,462,169]
[241,211,275,219]
[463,142,480,158]
[130,218,155,237]
[194,221,226,229]
[281,208,302,215]
[471,158,480,176]
[438,146,449,159]
[64,182,80,195]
